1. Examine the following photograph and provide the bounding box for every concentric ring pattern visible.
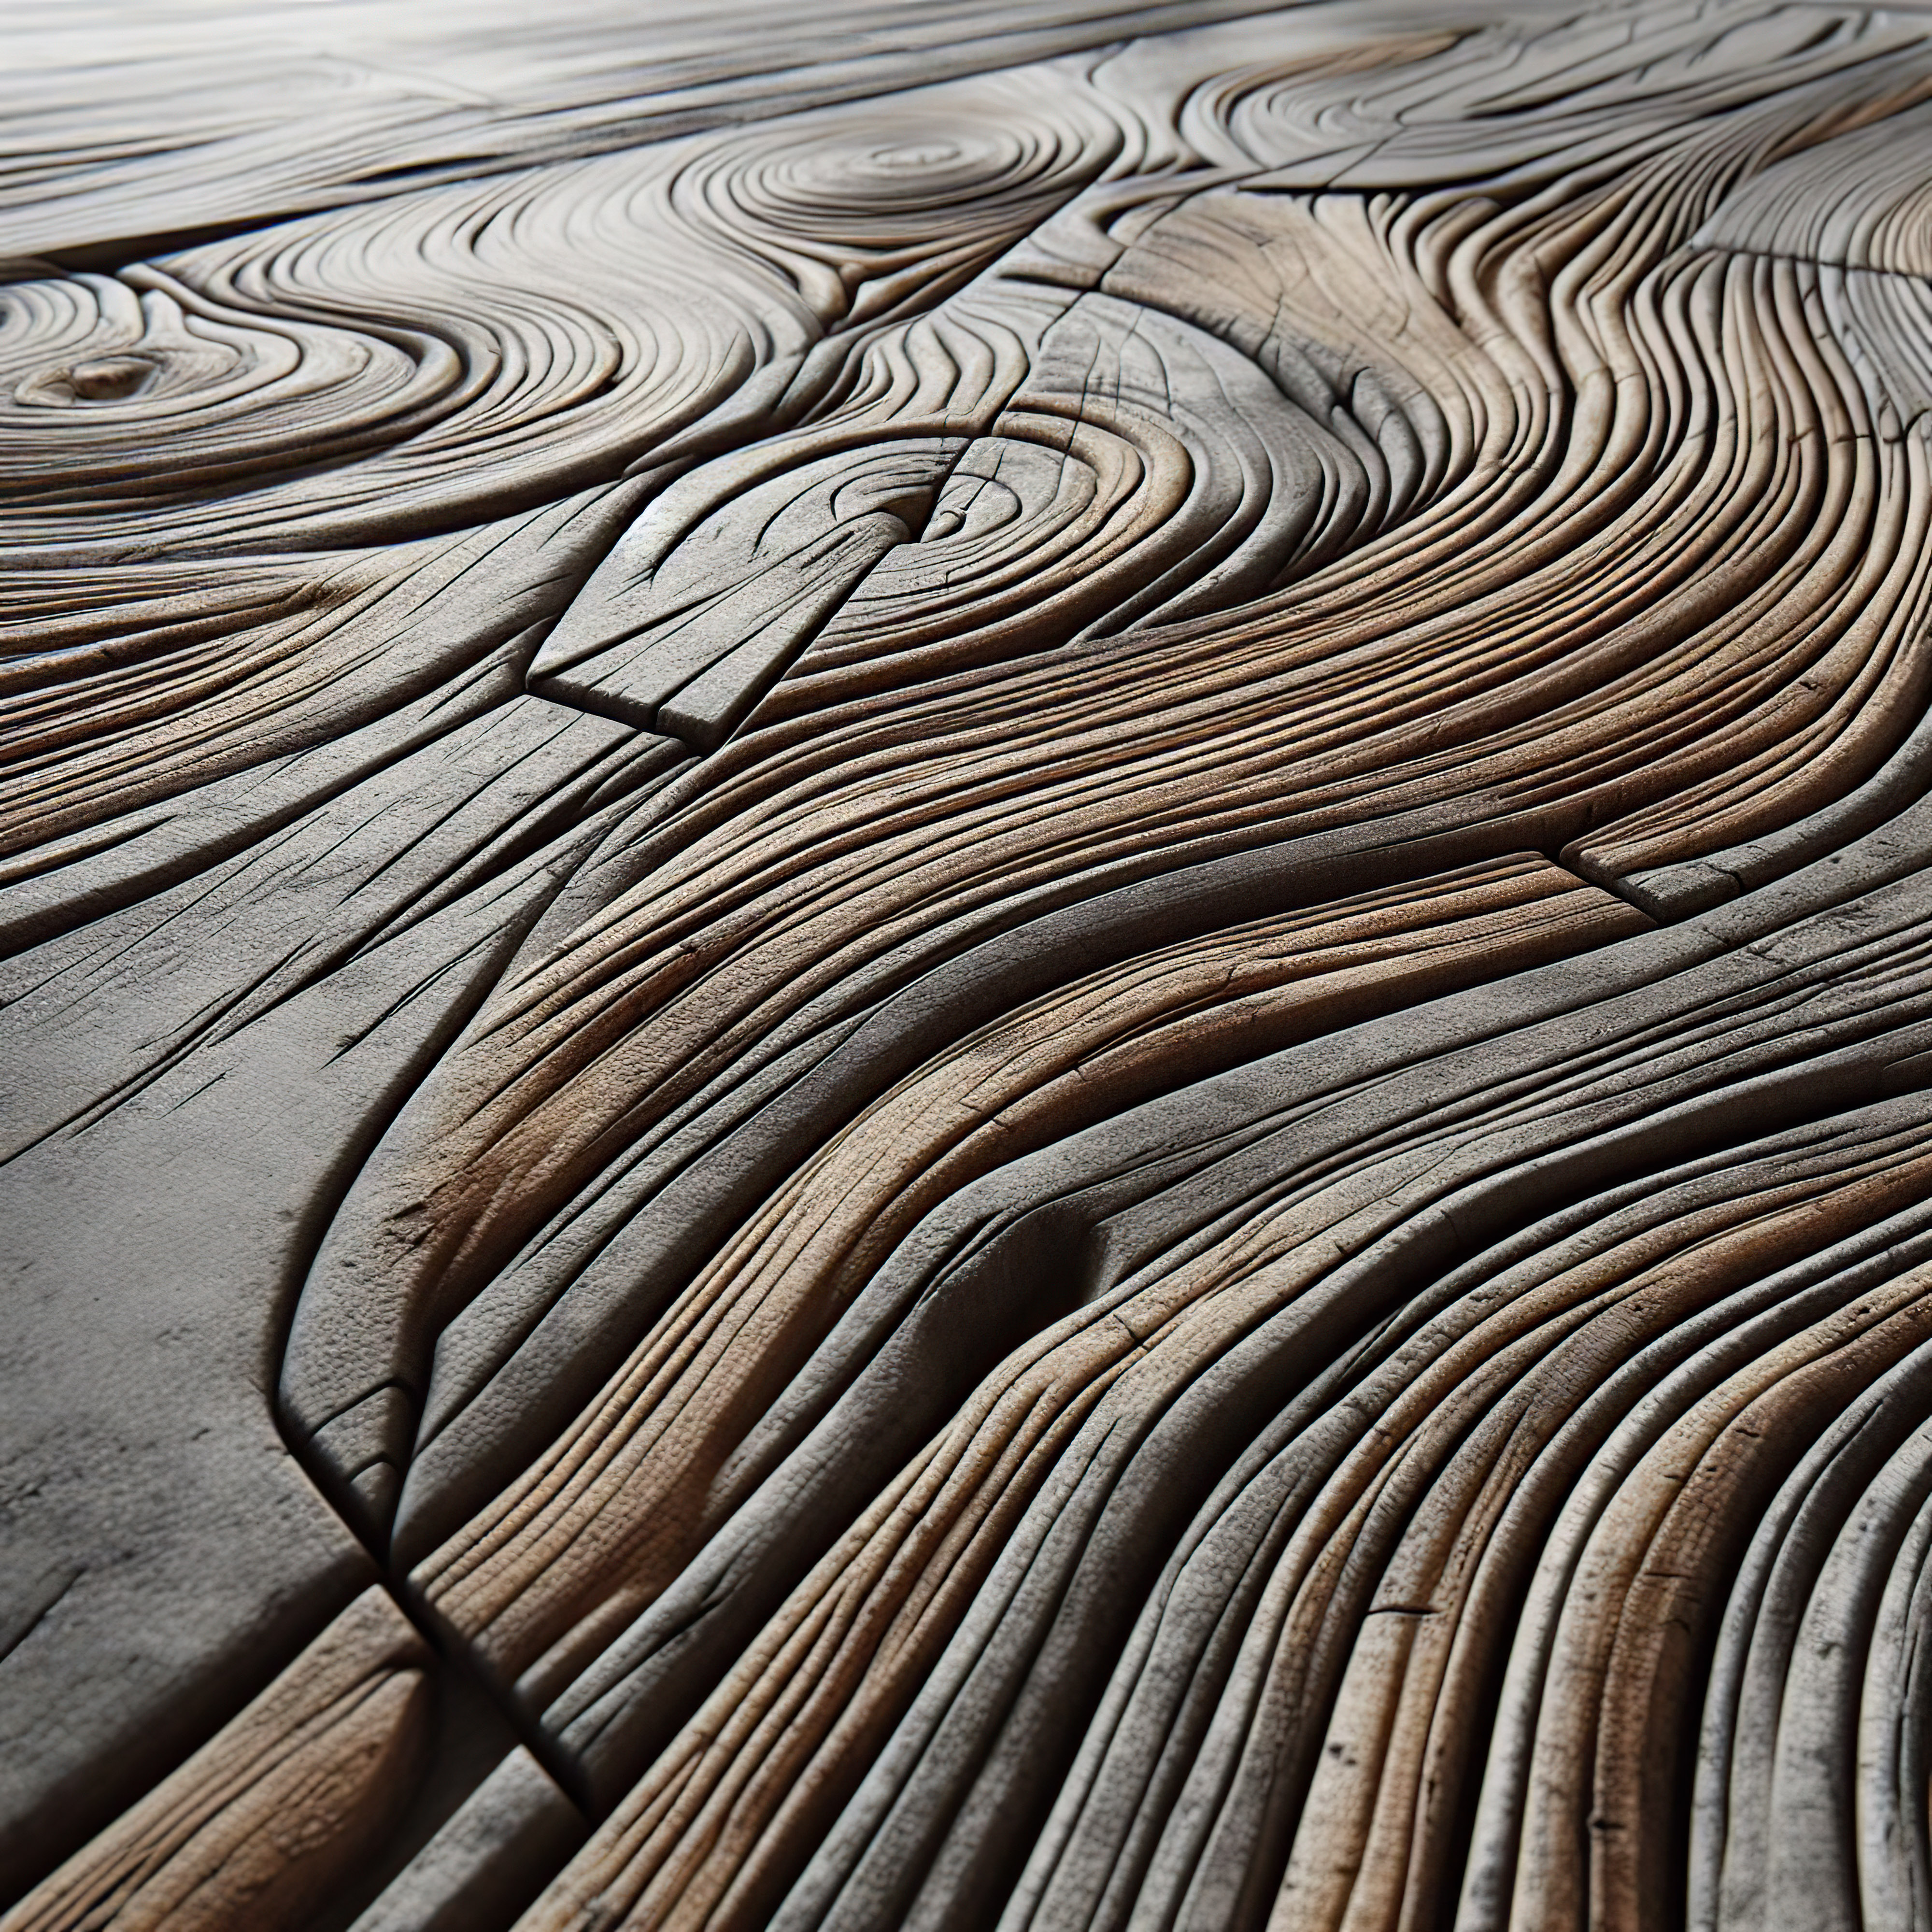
[15,3,1932,1931]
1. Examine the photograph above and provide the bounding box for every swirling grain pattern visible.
[10,2,1932,1928]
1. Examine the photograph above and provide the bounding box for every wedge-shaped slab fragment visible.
[528,437,965,746]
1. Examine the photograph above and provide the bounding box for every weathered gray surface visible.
[11,2,1932,1928]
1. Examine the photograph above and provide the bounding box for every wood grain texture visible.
[1,1589,430,1932]
[13,2,1932,1928]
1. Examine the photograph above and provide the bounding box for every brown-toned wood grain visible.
[13,4,1932,1929]
[1,1590,430,1932]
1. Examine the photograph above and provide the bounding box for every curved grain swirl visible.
[290,24,1932,1572]
[19,5,1932,1929]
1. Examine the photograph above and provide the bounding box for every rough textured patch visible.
[12,3,1932,1928]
